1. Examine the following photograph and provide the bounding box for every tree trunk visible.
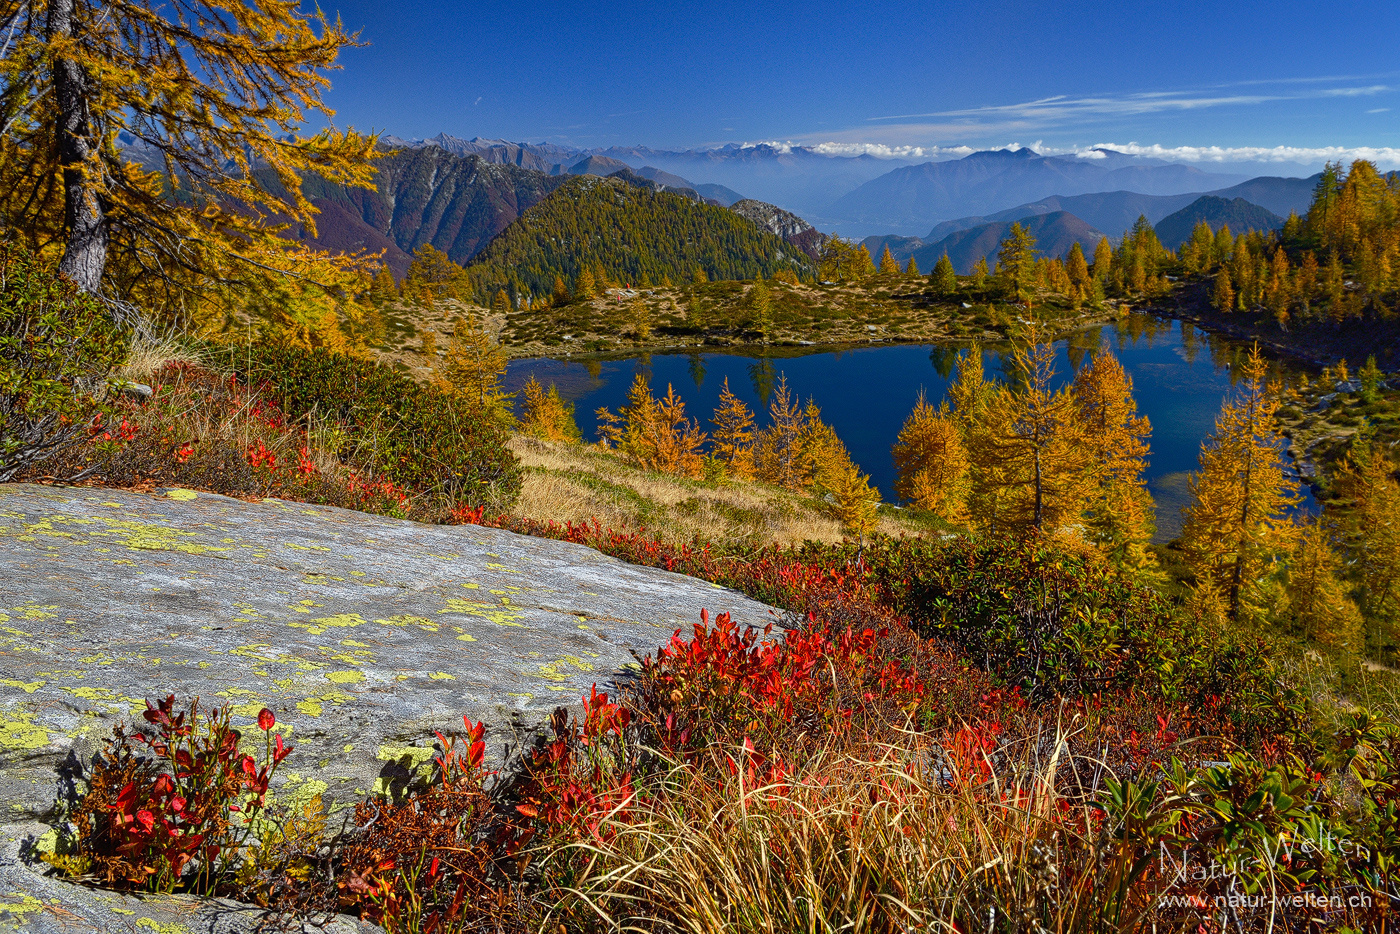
[48,0,106,293]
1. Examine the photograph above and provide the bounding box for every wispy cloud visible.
[869,84,1389,130]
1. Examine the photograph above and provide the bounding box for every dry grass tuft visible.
[117,334,207,383]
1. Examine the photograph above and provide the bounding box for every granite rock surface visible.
[0,482,779,929]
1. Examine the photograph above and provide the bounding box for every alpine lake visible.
[504,313,1318,543]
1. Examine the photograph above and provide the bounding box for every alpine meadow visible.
[2,2,1400,933]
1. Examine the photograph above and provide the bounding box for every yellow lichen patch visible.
[322,647,373,665]
[531,655,597,683]
[341,639,370,648]
[89,516,227,556]
[453,627,478,642]
[285,542,330,552]
[296,698,323,717]
[11,604,55,621]
[350,570,367,577]
[485,562,520,573]
[0,709,50,750]
[0,893,44,921]
[373,614,440,632]
[376,744,435,768]
[428,672,455,680]
[461,582,479,589]
[288,613,365,636]
[136,917,192,934]
[441,599,526,627]
[325,670,364,684]
[165,489,199,501]
[1,679,43,693]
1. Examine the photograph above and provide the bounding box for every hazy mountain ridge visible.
[826,148,1249,232]
[922,175,1319,244]
[865,212,1106,274]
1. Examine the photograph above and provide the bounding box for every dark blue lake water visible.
[505,316,1314,541]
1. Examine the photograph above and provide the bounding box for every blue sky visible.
[321,0,1399,166]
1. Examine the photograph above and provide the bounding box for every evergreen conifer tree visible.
[906,257,920,276]
[971,258,990,288]
[997,222,1038,301]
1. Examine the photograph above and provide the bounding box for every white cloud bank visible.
[736,139,1400,169]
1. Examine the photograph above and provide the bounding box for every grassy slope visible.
[509,435,939,548]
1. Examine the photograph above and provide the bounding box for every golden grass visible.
[544,727,1157,934]
[509,435,921,547]
[117,334,208,383]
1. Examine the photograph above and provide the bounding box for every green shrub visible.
[801,536,1294,732]
[220,344,521,510]
[0,243,127,481]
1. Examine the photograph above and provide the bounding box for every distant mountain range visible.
[868,212,1106,275]
[860,170,1314,273]
[827,148,1249,233]
[922,175,1316,244]
[362,135,1323,242]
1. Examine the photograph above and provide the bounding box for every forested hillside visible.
[460,175,813,302]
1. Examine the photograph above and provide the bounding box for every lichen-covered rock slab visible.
[0,483,779,818]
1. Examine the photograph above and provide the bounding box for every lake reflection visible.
[505,316,1312,543]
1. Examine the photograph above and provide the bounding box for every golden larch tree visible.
[1072,349,1155,569]
[1281,518,1365,659]
[966,338,1089,535]
[435,314,512,424]
[892,391,969,523]
[1179,345,1300,624]
[1334,433,1400,632]
[878,245,901,275]
[751,375,807,490]
[829,459,882,540]
[596,375,705,477]
[709,377,755,478]
[0,0,376,327]
[519,375,581,443]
